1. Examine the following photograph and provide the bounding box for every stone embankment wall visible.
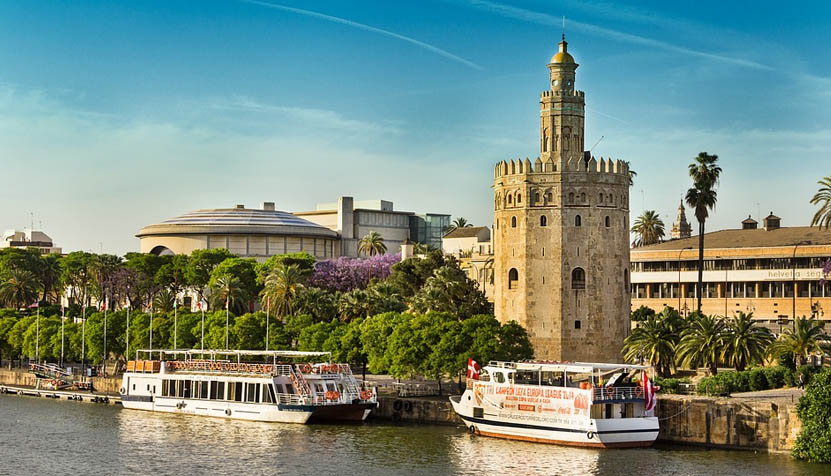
[374,396,461,425]
[0,369,122,395]
[656,395,800,453]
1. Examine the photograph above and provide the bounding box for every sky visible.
[1,0,830,254]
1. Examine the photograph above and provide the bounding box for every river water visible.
[0,396,826,476]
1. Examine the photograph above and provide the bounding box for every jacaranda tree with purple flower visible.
[308,253,400,293]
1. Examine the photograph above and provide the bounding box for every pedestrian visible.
[798,372,805,390]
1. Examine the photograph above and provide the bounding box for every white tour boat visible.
[120,349,377,424]
[450,361,659,448]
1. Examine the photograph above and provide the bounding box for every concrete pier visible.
[0,384,121,404]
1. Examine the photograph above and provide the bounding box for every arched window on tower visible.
[580,192,586,203]
[546,192,553,203]
[511,216,517,228]
[568,192,574,203]
[508,195,512,205]
[508,268,519,289]
[534,192,540,204]
[571,268,586,290]
[540,215,547,227]
[605,216,610,227]
[517,193,522,204]
[599,193,603,204]
[575,215,582,227]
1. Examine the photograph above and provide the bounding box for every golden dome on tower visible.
[550,37,575,64]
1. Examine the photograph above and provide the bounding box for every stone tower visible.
[492,37,631,362]
[671,200,692,239]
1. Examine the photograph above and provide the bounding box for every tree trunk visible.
[697,220,705,315]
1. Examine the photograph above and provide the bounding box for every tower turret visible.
[540,35,585,168]
[671,200,692,239]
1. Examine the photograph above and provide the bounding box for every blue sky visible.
[1,0,830,254]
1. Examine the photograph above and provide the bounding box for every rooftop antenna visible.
[562,16,566,41]
[589,135,604,152]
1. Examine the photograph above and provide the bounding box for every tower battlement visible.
[494,155,629,178]
[540,89,585,99]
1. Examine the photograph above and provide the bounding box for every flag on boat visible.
[643,370,657,412]
[467,358,481,379]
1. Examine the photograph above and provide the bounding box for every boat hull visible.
[308,402,377,422]
[121,396,312,424]
[450,394,659,449]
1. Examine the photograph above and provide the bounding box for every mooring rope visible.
[657,401,692,421]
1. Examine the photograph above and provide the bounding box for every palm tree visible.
[676,314,726,375]
[153,288,176,314]
[810,176,831,229]
[622,310,681,377]
[722,312,773,371]
[685,152,722,314]
[631,210,666,247]
[210,274,249,349]
[0,269,39,309]
[358,231,387,256]
[770,316,829,367]
[261,264,305,318]
[447,217,473,233]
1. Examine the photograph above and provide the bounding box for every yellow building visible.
[631,213,831,332]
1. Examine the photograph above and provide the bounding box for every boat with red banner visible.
[450,360,659,448]
[120,349,376,424]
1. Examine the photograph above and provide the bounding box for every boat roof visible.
[486,361,651,373]
[134,349,332,359]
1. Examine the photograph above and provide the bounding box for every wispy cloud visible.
[464,0,771,71]
[210,96,402,135]
[238,0,484,71]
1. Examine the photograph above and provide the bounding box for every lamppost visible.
[792,240,812,331]
[677,246,693,311]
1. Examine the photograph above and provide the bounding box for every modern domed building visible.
[137,202,339,261]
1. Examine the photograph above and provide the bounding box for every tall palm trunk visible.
[697,220,705,314]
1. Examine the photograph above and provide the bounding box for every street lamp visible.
[792,240,812,331]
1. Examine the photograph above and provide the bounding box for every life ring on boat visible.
[329,364,339,373]
[586,431,595,440]
[635,386,643,398]
[332,391,340,400]
[225,408,231,416]
[300,364,312,373]
[468,425,477,435]
[324,391,333,400]
[360,391,372,400]
[393,400,403,411]
[604,386,615,399]
[120,387,125,395]
[404,401,413,412]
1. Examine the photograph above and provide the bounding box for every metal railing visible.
[592,386,644,402]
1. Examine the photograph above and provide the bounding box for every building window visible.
[575,215,582,226]
[599,193,603,203]
[546,192,552,202]
[508,195,512,204]
[569,192,574,203]
[581,192,586,203]
[511,216,517,228]
[534,192,540,203]
[508,268,519,289]
[605,216,610,227]
[517,193,522,204]
[575,320,581,329]
[571,268,586,289]
[540,215,547,227]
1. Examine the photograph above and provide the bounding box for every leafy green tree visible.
[624,308,684,377]
[361,312,409,373]
[410,265,491,318]
[255,252,316,283]
[7,315,36,358]
[497,320,534,361]
[0,247,41,275]
[0,315,18,362]
[722,311,773,371]
[298,319,346,354]
[261,264,305,318]
[155,254,189,295]
[185,248,234,307]
[336,318,368,378]
[676,313,726,375]
[685,152,722,314]
[809,176,831,229]
[387,250,447,298]
[338,289,370,321]
[385,313,432,380]
[793,367,831,463]
[631,210,665,247]
[631,305,656,322]
[770,316,829,367]
[83,311,127,363]
[358,231,387,257]
[123,252,165,310]
[90,253,123,305]
[210,257,259,301]
[296,287,339,322]
[233,312,266,350]
[366,281,407,316]
[0,269,39,309]
[282,314,313,349]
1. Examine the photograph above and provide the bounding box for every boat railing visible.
[592,386,644,402]
[29,363,72,379]
[274,393,307,405]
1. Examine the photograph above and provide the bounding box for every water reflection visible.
[2,396,827,476]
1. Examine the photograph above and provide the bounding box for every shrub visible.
[748,368,769,391]
[793,367,831,463]
[762,366,788,389]
[654,377,691,394]
[796,365,820,386]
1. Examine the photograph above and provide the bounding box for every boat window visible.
[234,383,244,402]
[263,384,276,404]
[326,383,336,391]
[177,380,185,398]
[541,372,563,387]
[315,383,325,394]
[209,381,219,400]
[162,380,170,396]
[246,383,259,403]
[216,382,225,400]
[183,380,192,398]
[494,372,505,384]
[200,381,209,399]
[274,383,285,394]
[285,383,295,394]
[473,407,484,418]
